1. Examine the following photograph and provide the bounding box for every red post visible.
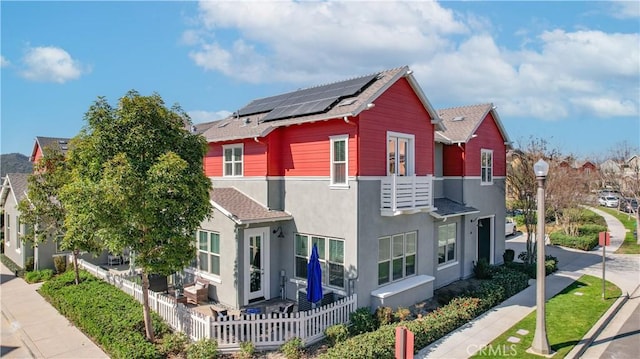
[395,326,415,359]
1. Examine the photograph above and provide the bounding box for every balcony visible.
[380,175,434,216]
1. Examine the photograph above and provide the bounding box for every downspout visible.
[456,141,466,279]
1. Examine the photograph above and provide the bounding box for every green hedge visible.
[39,270,171,359]
[321,266,529,359]
[25,269,54,283]
[550,232,599,251]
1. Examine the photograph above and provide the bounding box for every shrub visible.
[280,337,303,359]
[39,270,170,359]
[473,258,493,279]
[580,210,606,226]
[325,324,349,347]
[237,341,255,359]
[186,339,218,359]
[24,269,54,283]
[375,306,393,326]
[321,297,485,359]
[394,307,411,322]
[53,255,67,274]
[502,249,515,263]
[549,232,598,251]
[159,331,189,356]
[579,224,607,237]
[349,307,378,335]
[491,266,529,298]
[25,256,34,272]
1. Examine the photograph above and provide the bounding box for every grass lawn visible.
[598,207,640,254]
[471,275,621,358]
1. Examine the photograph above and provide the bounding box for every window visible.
[197,230,220,276]
[438,223,457,265]
[387,132,414,176]
[16,216,21,251]
[5,213,9,246]
[378,231,417,285]
[481,149,493,184]
[330,135,348,185]
[223,144,243,176]
[295,234,344,289]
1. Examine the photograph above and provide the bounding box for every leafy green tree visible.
[17,147,68,270]
[61,91,212,341]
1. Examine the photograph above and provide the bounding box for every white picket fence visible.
[78,259,356,352]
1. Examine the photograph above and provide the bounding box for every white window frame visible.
[196,230,221,277]
[378,231,417,285]
[481,149,493,185]
[294,233,345,289]
[387,132,415,176]
[5,213,10,247]
[16,216,22,251]
[223,144,244,177]
[330,135,348,186]
[438,223,457,266]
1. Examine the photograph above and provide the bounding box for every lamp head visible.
[533,159,549,177]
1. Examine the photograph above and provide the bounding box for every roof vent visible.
[452,116,465,122]
[241,118,251,126]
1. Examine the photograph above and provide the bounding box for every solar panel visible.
[236,72,379,121]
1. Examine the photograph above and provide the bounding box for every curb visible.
[566,283,640,359]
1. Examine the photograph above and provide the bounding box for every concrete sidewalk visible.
[417,207,639,358]
[0,263,108,358]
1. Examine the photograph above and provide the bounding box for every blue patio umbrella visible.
[306,243,323,306]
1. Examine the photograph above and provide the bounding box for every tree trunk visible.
[141,271,155,342]
[73,249,80,285]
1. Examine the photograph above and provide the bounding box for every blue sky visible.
[2,0,639,159]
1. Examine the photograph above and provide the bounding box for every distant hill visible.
[1,153,32,178]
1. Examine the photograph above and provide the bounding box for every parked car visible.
[621,198,638,213]
[505,217,517,236]
[598,196,619,208]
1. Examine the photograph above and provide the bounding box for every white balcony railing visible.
[380,174,434,216]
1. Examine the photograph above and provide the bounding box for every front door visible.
[245,227,269,303]
[477,217,492,264]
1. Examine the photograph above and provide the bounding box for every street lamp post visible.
[530,159,552,355]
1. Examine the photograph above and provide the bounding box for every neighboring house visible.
[0,137,73,270]
[1,173,34,269]
[189,66,510,311]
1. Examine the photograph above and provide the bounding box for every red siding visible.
[443,144,464,176]
[465,113,507,176]
[204,139,267,177]
[358,78,435,176]
[33,145,43,163]
[267,120,357,177]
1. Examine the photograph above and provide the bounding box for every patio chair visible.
[107,253,122,266]
[279,302,294,314]
[183,278,209,305]
[121,248,130,264]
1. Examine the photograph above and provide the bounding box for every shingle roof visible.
[32,136,72,160]
[202,66,443,142]
[435,103,511,148]
[210,188,292,225]
[0,173,30,206]
[430,198,479,219]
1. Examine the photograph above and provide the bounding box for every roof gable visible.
[0,173,30,207]
[31,136,72,162]
[435,103,510,147]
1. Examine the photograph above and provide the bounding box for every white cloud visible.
[609,0,640,19]
[20,46,88,83]
[188,110,232,124]
[0,55,9,67]
[185,0,639,121]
